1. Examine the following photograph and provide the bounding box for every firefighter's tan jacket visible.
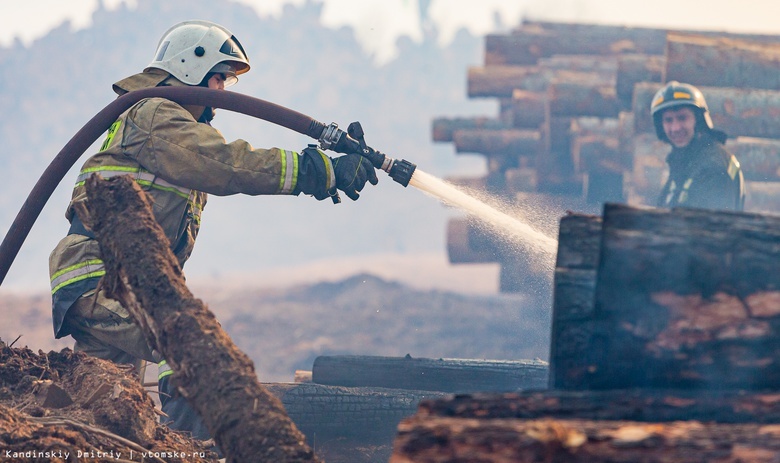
[49,70,301,337]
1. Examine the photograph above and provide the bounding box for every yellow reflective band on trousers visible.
[158,360,173,380]
[50,259,106,295]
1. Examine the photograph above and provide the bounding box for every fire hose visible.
[0,86,416,286]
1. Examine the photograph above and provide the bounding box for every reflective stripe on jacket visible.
[50,96,301,337]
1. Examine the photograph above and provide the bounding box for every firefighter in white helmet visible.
[48,20,378,447]
[651,81,744,211]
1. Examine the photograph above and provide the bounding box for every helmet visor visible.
[209,62,239,87]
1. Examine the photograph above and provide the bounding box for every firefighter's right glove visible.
[295,146,338,201]
[333,152,379,200]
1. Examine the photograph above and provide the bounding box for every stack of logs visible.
[391,203,780,462]
[439,21,780,293]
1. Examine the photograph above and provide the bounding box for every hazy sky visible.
[4,0,780,63]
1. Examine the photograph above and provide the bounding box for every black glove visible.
[333,152,379,200]
[295,146,337,201]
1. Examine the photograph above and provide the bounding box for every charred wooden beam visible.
[431,117,508,142]
[414,389,780,423]
[666,33,780,90]
[78,175,319,463]
[633,82,780,139]
[311,355,549,393]
[391,415,780,462]
[582,203,780,390]
[616,54,664,108]
[549,214,602,389]
[452,128,541,157]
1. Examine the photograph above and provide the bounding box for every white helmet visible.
[147,20,250,87]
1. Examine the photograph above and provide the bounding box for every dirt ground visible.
[0,339,217,462]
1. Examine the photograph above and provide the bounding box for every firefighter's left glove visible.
[333,153,379,200]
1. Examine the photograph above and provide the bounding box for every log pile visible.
[391,204,780,461]
[437,20,780,293]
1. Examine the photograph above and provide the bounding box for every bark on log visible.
[633,82,780,139]
[573,135,621,173]
[431,117,508,142]
[547,80,621,118]
[484,25,668,65]
[415,389,780,423]
[584,203,780,390]
[666,33,780,90]
[468,66,611,98]
[616,54,664,108]
[452,128,541,156]
[727,136,780,182]
[391,416,780,463]
[78,174,319,463]
[510,90,546,129]
[311,355,549,393]
[485,20,780,65]
[537,54,618,73]
[549,214,602,389]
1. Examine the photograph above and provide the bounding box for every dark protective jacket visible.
[49,71,303,338]
[657,131,745,211]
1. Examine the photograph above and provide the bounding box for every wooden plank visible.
[586,203,780,390]
[666,33,780,90]
[311,355,549,393]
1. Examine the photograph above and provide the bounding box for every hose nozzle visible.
[386,158,416,187]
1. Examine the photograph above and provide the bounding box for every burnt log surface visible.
[78,175,319,463]
[391,415,780,463]
[549,214,602,389]
[312,355,549,393]
[589,203,780,390]
[666,33,780,90]
[414,389,780,423]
